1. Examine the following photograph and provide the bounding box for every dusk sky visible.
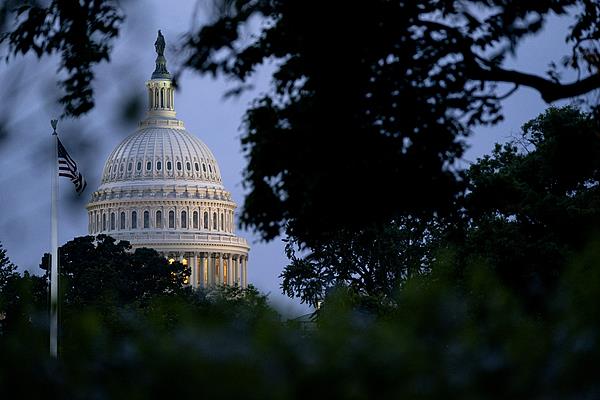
[0,1,576,315]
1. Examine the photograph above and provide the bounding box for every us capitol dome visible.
[86,31,249,288]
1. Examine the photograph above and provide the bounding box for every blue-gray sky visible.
[0,1,577,315]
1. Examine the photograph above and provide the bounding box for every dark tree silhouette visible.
[180,0,600,244]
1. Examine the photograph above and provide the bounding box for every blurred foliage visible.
[0,0,123,116]
[1,237,600,398]
[281,107,600,313]
[182,0,600,244]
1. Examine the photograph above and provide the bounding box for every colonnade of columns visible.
[169,252,248,289]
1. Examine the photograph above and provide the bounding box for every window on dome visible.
[157,161,162,171]
[221,213,224,231]
[108,166,112,174]
[110,213,115,230]
[169,211,175,228]
[143,211,149,228]
[202,164,206,172]
[167,161,172,170]
[96,214,100,233]
[146,161,152,171]
[194,162,199,172]
[204,212,208,229]
[102,213,106,231]
[177,161,182,171]
[137,162,142,171]
[181,211,187,228]
[213,212,217,230]
[120,212,126,230]
[156,210,162,228]
[186,162,191,171]
[208,164,212,173]
[128,162,132,171]
[131,211,137,229]
[193,211,198,229]
[120,164,124,172]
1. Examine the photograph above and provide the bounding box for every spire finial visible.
[152,30,170,79]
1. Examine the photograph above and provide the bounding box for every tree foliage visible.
[282,218,442,308]
[451,106,600,311]
[0,0,123,116]
[281,107,600,310]
[2,240,600,398]
[182,0,600,243]
[39,235,189,310]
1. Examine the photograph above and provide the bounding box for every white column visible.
[227,255,233,286]
[215,253,221,285]
[208,253,215,286]
[198,253,204,288]
[190,253,197,288]
[232,255,238,286]
[242,256,248,288]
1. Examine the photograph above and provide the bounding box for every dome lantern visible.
[146,30,176,119]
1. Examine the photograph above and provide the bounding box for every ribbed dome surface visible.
[101,125,222,186]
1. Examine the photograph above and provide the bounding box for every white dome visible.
[86,31,249,290]
[101,123,223,188]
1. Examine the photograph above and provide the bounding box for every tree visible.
[0,241,16,290]
[451,106,600,311]
[181,0,600,244]
[281,218,442,308]
[39,235,189,310]
[0,241,47,335]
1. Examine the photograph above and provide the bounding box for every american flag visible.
[57,138,87,194]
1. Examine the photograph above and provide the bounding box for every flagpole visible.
[50,119,59,358]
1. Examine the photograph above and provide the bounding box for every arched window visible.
[160,88,164,108]
[221,213,224,231]
[181,211,187,228]
[110,212,116,230]
[128,162,132,171]
[202,164,206,172]
[167,161,172,170]
[213,212,217,230]
[120,212,126,230]
[120,164,124,172]
[102,213,106,230]
[157,161,162,171]
[193,211,199,229]
[203,212,208,229]
[169,210,175,228]
[194,162,199,172]
[137,161,142,171]
[208,164,212,172]
[177,161,182,171]
[146,161,152,171]
[156,210,162,228]
[131,211,137,229]
[143,211,149,228]
[108,166,112,174]
[186,162,191,171]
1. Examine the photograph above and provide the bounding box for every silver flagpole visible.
[50,119,59,358]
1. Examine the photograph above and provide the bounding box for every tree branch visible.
[470,64,600,103]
